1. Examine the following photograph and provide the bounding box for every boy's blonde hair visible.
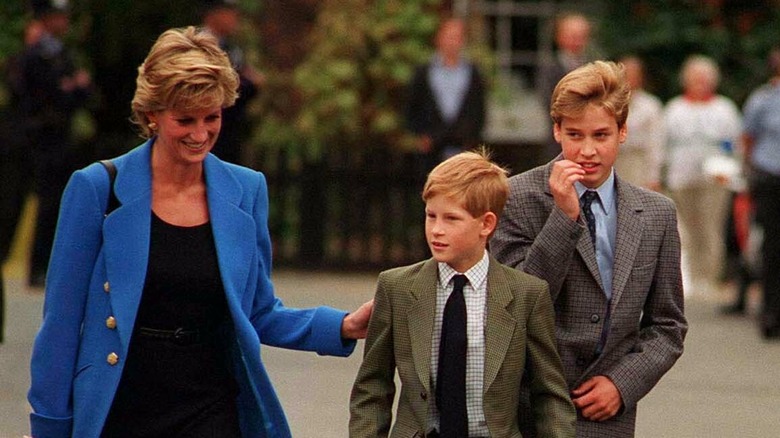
[422,149,509,219]
[131,26,239,138]
[550,60,631,128]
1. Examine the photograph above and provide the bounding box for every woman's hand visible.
[341,299,375,339]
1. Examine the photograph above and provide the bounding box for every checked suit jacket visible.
[490,160,688,438]
[349,256,576,438]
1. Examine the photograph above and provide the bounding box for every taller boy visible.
[491,61,688,437]
[350,151,576,437]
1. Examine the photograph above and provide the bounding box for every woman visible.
[663,55,742,295]
[28,26,372,438]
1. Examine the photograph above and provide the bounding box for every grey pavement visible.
[2,270,779,437]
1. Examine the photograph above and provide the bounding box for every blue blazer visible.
[28,140,355,438]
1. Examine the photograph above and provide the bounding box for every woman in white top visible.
[663,55,742,295]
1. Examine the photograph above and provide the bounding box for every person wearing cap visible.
[20,0,92,288]
[202,0,264,165]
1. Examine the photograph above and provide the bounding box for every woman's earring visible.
[148,121,158,132]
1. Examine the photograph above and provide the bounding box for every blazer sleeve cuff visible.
[30,412,73,438]
[311,306,356,357]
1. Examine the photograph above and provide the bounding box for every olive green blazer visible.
[349,256,576,437]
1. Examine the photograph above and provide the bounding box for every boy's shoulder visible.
[491,259,549,291]
[509,162,549,185]
[377,259,434,287]
[618,178,677,215]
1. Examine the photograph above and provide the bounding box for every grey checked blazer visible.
[349,256,576,437]
[490,160,688,438]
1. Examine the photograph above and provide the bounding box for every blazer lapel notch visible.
[407,260,439,392]
[610,183,644,307]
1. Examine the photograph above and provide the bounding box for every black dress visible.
[101,213,241,437]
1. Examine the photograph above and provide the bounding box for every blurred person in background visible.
[20,0,92,288]
[405,16,486,178]
[741,46,780,340]
[0,19,45,343]
[663,55,741,296]
[614,55,664,191]
[537,12,595,161]
[202,0,264,165]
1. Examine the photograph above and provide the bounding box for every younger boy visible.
[350,151,576,437]
[491,61,688,437]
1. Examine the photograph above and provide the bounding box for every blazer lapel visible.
[103,142,153,353]
[610,179,644,308]
[407,260,440,392]
[577,237,604,290]
[101,145,255,353]
[483,259,516,392]
[543,161,604,290]
[203,155,255,310]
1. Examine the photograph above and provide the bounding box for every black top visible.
[101,213,240,437]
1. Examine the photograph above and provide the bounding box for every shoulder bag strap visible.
[99,159,120,216]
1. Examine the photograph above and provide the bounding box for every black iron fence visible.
[258,142,544,271]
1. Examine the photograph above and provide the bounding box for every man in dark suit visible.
[202,0,264,165]
[405,17,486,177]
[21,0,92,287]
[537,12,593,162]
[492,61,687,437]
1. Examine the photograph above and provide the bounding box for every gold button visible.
[106,316,117,329]
[107,352,119,366]
[103,281,110,293]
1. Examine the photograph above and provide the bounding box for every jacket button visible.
[420,391,427,401]
[107,352,119,365]
[103,281,110,293]
[590,314,600,323]
[106,316,117,329]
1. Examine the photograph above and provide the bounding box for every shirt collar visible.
[438,250,489,290]
[575,169,616,216]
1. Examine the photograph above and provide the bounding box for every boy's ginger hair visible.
[550,60,631,128]
[422,149,510,219]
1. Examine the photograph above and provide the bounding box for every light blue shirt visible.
[743,82,780,175]
[575,170,617,299]
[428,54,471,124]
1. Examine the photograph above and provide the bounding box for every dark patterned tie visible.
[581,190,599,246]
[581,190,611,356]
[437,274,468,437]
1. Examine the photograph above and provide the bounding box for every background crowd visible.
[2,2,779,340]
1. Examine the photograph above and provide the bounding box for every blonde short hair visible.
[131,26,239,138]
[422,149,509,219]
[550,60,631,128]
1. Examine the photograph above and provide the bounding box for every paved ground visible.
[2,270,779,437]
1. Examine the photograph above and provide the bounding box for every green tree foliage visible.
[0,3,37,107]
[255,0,441,162]
[598,0,780,105]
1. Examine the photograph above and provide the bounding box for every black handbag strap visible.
[99,159,120,216]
